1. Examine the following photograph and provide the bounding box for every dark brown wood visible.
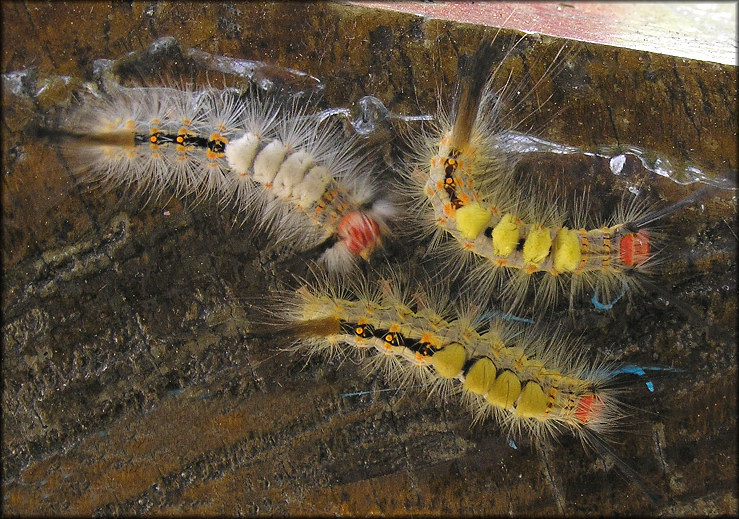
[3,2,736,515]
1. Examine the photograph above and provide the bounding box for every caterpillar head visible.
[574,393,606,425]
[619,230,651,268]
[337,211,382,261]
[320,198,396,273]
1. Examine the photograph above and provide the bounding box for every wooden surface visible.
[2,2,737,516]
[364,1,738,66]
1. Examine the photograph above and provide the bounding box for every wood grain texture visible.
[2,2,736,515]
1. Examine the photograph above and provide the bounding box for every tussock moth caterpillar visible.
[262,273,665,502]
[40,44,395,274]
[401,37,718,314]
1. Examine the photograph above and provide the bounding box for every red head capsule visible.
[337,211,381,260]
[620,230,650,267]
[574,394,604,423]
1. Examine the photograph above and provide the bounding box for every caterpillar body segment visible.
[54,85,395,273]
[275,279,625,445]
